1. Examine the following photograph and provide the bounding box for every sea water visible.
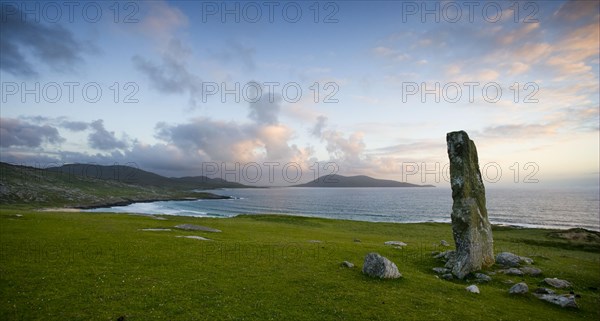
[88,187,600,231]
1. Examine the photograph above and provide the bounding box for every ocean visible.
[88,187,600,231]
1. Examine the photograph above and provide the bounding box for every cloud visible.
[478,123,559,139]
[133,39,203,106]
[88,120,128,150]
[372,46,410,62]
[311,116,328,137]
[60,121,89,131]
[553,0,600,22]
[248,87,282,125]
[0,4,88,76]
[209,40,257,71]
[0,118,64,147]
[137,0,189,44]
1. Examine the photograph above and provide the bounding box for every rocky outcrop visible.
[362,253,402,279]
[446,131,494,279]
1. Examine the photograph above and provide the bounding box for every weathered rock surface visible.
[534,293,578,308]
[544,278,572,289]
[446,131,494,279]
[509,282,529,294]
[434,250,455,261]
[362,253,401,279]
[174,224,221,232]
[466,284,480,294]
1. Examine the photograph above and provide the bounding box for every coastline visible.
[71,194,231,210]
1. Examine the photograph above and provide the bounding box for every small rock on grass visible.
[174,224,221,233]
[384,241,407,247]
[341,261,355,268]
[362,252,402,279]
[520,266,542,276]
[466,285,480,294]
[474,273,492,283]
[441,273,454,280]
[509,282,529,294]
[534,288,555,295]
[534,293,578,309]
[499,268,524,276]
[175,235,211,241]
[544,278,572,289]
[440,240,450,247]
[496,252,533,267]
[433,267,450,274]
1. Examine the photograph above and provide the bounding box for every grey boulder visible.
[509,282,529,294]
[362,253,402,279]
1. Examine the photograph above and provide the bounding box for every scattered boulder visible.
[362,253,402,279]
[341,261,355,268]
[384,241,407,247]
[474,273,492,283]
[509,282,529,294]
[174,224,221,233]
[139,228,171,231]
[500,268,524,276]
[496,252,534,267]
[440,240,450,247]
[534,287,555,295]
[520,266,542,276]
[433,267,450,274]
[466,285,480,294]
[544,278,572,289]
[175,235,211,241]
[495,252,520,267]
[442,273,454,280]
[446,131,494,279]
[534,293,578,309]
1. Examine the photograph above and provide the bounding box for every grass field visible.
[1,208,599,320]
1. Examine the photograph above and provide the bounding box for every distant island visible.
[292,174,434,188]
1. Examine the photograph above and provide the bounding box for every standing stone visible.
[446,131,494,279]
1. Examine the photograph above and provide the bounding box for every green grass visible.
[1,208,599,320]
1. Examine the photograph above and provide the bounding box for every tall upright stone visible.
[446,131,494,279]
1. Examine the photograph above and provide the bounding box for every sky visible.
[0,0,598,187]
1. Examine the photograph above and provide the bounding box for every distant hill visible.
[0,162,228,208]
[293,174,434,188]
[46,164,249,189]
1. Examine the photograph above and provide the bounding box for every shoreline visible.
[70,194,231,210]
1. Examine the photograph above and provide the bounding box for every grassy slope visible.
[0,163,221,208]
[1,209,598,320]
